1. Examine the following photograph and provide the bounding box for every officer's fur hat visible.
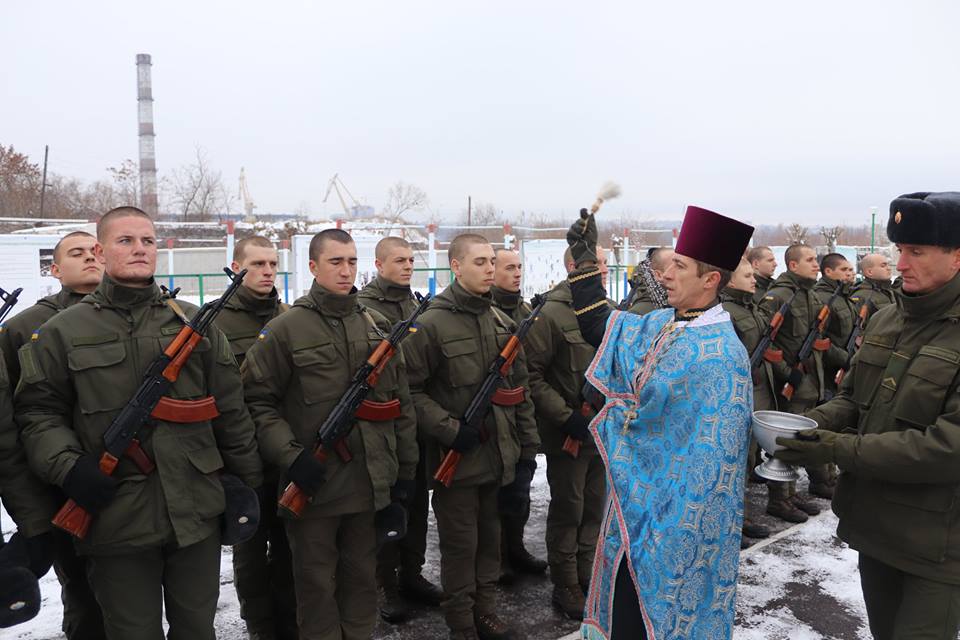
[888,192,960,247]
[220,474,260,546]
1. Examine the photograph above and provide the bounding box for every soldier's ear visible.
[94,242,105,264]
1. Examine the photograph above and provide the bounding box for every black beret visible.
[888,192,960,247]
[0,566,41,628]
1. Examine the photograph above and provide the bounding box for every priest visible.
[567,205,755,640]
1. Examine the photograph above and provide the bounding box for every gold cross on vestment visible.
[622,408,637,435]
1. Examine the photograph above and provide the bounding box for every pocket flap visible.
[441,337,478,358]
[68,342,126,371]
[292,344,336,367]
[856,342,891,367]
[882,482,956,513]
[562,330,587,345]
[186,446,225,474]
[908,348,960,385]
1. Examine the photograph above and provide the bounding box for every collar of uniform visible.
[674,302,716,322]
[306,280,358,318]
[234,284,280,315]
[754,273,773,289]
[448,279,493,315]
[95,273,161,308]
[372,275,413,303]
[490,285,522,311]
[898,270,960,320]
[56,286,88,308]
[777,270,817,291]
[720,286,753,307]
[816,274,849,296]
[866,277,893,291]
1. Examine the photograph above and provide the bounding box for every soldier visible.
[217,235,296,640]
[815,253,859,407]
[779,191,960,640]
[0,355,57,628]
[0,230,106,638]
[760,244,828,520]
[627,246,673,315]
[15,206,263,639]
[489,248,547,582]
[524,246,610,620]
[359,237,442,623]
[720,258,778,545]
[851,253,896,323]
[242,229,418,640]
[403,234,539,640]
[748,245,778,304]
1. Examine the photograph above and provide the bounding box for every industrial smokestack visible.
[136,53,159,217]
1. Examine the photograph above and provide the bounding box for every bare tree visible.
[820,225,844,253]
[106,159,140,205]
[162,148,233,221]
[383,181,428,221]
[0,143,42,217]
[785,223,809,245]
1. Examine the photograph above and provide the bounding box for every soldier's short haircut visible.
[563,246,574,266]
[309,228,354,262]
[649,247,673,271]
[448,233,490,266]
[747,246,772,264]
[694,260,733,292]
[784,243,813,268]
[820,252,848,273]
[234,235,275,262]
[96,206,152,240]
[53,231,96,263]
[375,236,411,261]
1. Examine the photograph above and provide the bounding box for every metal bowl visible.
[752,410,818,482]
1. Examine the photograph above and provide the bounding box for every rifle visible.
[834,300,873,386]
[749,290,798,369]
[52,267,248,539]
[0,286,23,324]
[781,282,842,401]
[433,294,547,488]
[616,272,642,311]
[278,292,432,517]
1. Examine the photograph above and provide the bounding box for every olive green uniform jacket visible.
[806,272,960,584]
[214,285,287,368]
[850,277,897,326]
[242,281,418,515]
[0,286,87,383]
[14,275,263,555]
[525,281,599,456]
[1,357,57,537]
[814,276,857,396]
[358,276,417,325]
[720,287,779,412]
[753,273,775,305]
[490,286,532,324]
[760,271,827,409]
[402,280,539,487]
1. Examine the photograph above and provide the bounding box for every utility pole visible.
[39,145,49,217]
[869,206,878,252]
[467,195,472,227]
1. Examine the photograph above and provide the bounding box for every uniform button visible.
[330,319,340,326]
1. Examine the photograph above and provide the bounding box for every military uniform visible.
[15,275,263,640]
[242,281,418,640]
[813,275,857,400]
[359,275,439,614]
[0,285,105,639]
[761,271,833,502]
[753,273,774,305]
[216,284,296,640]
[850,277,896,326]
[403,280,539,636]
[524,280,606,617]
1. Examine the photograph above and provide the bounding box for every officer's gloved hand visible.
[62,454,118,513]
[566,208,599,268]
[560,412,591,441]
[498,458,537,518]
[0,534,44,628]
[775,429,851,466]
[375,479,415,546]
[784,368,805,394]
[450,419,482,453]
[287,450,326,495]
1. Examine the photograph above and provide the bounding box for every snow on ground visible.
[5,464,877,640]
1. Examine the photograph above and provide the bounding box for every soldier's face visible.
[452,242,496,296]
[52,234,103,292]
[377,247,414,286]
[826,259,855,284]
[96,216,157,286]
[789,248,819,280]
[729,260,756,294]
[754,250,777,278]
[865,257,892,281]
[234,246,278,296]
[895,244,960,295]
[309,240,358,295]
[494,250,522,292]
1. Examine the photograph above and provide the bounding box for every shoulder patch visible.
[17,343,45,384]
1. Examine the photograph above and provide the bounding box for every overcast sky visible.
[3,0,958,227]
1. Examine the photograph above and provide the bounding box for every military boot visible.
[246,627,276,640]
[741,519,770,539]
[766,498,808,524]
[475,612,519,640]
[450,627,480,640]
[791,494,821,516]
[378,572,409,624]
[809,482,835,499]
[552,583,585,620]
[398,570,443,607]
[508,546,547,575]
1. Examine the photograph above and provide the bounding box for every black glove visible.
[560,411,591,441]
[62,454,118,513]
[375,502,408,547]
[450,420,482,453]
[390,479,417,506]
[566,208,599,267]
[498,458,537,518]
[287,450,326,495]
[220,475,261,546]
[784,367,804,394]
